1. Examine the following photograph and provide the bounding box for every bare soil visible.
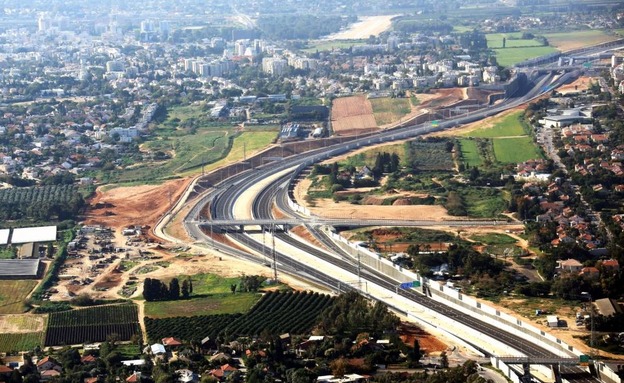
[399,322,447,354]
[0,314,46,333]
[294,177,453,221]
[323,15,398,40]
[85,179,192,233]
[331,96,378,134]
[556,76,597,95]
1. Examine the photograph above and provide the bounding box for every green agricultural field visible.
[492,46,557,67]
[453,26,473,33]
[486,33,543,48]
[493,137,543,163]
[0,332,43,353]
[0,280,38,314]
[371,98,411,126]
[144,294,260,318]
[470,233,517,245]
[543,30,618,51]
[465,111,527,138]
[458,139,483,167]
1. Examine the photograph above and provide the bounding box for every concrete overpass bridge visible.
[190,218,520,232]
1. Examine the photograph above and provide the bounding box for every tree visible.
[169,278,180,300]
[440,351,449,368]
[181,279,190,298]
[330,357,349,378]
[412,339,422,364]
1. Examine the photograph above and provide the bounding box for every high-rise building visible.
[262,57,288,76]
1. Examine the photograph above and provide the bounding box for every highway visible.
[182,69,600,382]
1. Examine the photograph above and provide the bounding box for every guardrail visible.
[320,228,587,360]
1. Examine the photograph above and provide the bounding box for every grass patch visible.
[0,247,15,259]
[144,293,260,318]
[119,261,140,272]
[165,104,206,125]
[135,265,160,274]
[497,296,580,322]
[0,332,43,353]
[461,188,508,218]
[185,273,246,295]
[144,129,229,173]
[0,314,47,332]
[486,33,544,48]
[199,130,278,175]
[116,343,142,359]
[407,140,455,171]
[493,137,543,163]
[470,233,517,245]
[458,138,483,167]
[492,46,557,67]
[371,97,411,126]
[464,111,527,138]
[342,143,406,168]
[409,94,420,106]
[0,280,38,314]
[543,30,618,51]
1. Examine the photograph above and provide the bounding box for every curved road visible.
[181,69,599,381]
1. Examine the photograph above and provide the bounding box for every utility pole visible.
[582,292,595,359]
[357,249,362,290]
[271,224,277,282]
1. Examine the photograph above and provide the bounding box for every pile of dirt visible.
[361,195,385,205]
[392,198,412,206]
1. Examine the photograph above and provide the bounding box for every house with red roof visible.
[601,259,620,272]
[0,365,13,380]
[81,355,98,364]
[36,357,62,373]
[580,267,600,279]
[208,364,238,380]
[556,259,583,273]
[126,372,141,383]
[162,337,183,348]
[40,370,62,381]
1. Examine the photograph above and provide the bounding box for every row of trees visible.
[143,278,193,302]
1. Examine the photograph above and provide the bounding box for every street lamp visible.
[581,291,594,358]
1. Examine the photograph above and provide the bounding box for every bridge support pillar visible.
[551,364,562,383]
[521,363,532,383]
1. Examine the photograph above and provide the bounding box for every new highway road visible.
[182,69,600,382]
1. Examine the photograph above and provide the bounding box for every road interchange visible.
[180,69,600,382]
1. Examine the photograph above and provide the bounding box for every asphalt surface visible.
[182,69,600,383]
